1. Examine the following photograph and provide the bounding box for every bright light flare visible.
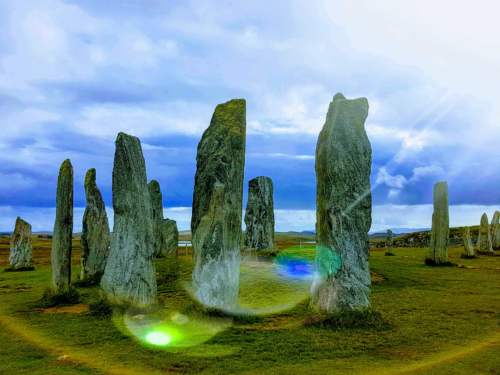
[145,331,172,346]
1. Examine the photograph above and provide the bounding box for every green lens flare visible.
[145,331,172,346]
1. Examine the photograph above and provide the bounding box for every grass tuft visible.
[384,251,396,256]
[38,287,80,308]
[88,298,113,318]
[4,266,35,272]
[304,308,391,330]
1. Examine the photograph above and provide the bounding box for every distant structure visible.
[426,181,449,265]
[491,211,500,251]
[476,213,494,254]
[244,176,275,250]
[51,159,74,294]
[311,93,372,313]
[101,133,157,308]
[191,99,246,309]
[81,168,110,283]
[9,217,33,270]
[461,227,475,258]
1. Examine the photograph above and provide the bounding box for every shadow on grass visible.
[37,287,80,308]
[4,266,35,272]
[304,308,392,331]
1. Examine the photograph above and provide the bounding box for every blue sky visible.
[0,0,499,232]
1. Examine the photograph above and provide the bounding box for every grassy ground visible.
[0,237,499,374]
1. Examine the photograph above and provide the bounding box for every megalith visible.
[311,93,372,313]
[148,180,164,257]
[426,181,449,265]
[385,229,394,256]
[9,217,33,270]
[244,176,275,250]
[160,218,178,256]
[462,227,475,258]
[491,211,500,251]
[191,99,246,309]
[477,213,493,254]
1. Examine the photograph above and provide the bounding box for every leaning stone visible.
[160,219,178,256]
[311,93,372,313]
[476,213,494,254]
[101,132,157,308]
[491,210,500,251]
[191,99,246,309]
[80,168,110,283]
[426,181,450,265]
[148,180,164,257]
[461,227,475,258]
[244,176,275,250]
[9,217,34,270]
[51,159,74,294]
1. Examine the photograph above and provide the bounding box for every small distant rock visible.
[9,217,33,270]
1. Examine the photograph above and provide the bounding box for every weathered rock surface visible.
[101,132,157,308]
[51,159,74,293]
[244,176,275,250]
[160,218,178,256]
[311,93,372,313]
[81,168,110,282]
[191,99,246,309]
[477,213,493,254]
[491,210,500,250]
[9,217,33,270]
[385,229,393,255]
[426,181,449,265]
[148,180,164,257]
[462,227,475,257]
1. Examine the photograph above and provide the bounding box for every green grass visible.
[0,244,499,374]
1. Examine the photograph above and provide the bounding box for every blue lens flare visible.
[274,255,315,280]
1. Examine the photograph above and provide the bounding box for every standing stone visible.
[476,213,494,254]
[462,227,475,258]
[148,180,164,257]
[191,99,246,309]
[311,93,372,313]
[160,219,178,256]
[244,176,275,250]
[51,159,73,294]
[81,168,110,283]
[491,211,500,250]
[9,217,33,270]
[426,181,449,265]
[101,133,157,308]
[385,229,394,256]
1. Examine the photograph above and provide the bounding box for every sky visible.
[0,0,499,232]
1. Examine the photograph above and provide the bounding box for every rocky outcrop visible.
[477,213,493,254]
[160,219,178,256]
[491,211,500,250]
[81,168,110,283]
[9,217,33,270]
[148,180,164,257]
[101,132,157,308]
[51,159,74,293]
[426,181,449,265]
[244,176,275,250]
[462,227,475,258]
[311,93,372,313]
[191,99,246,309]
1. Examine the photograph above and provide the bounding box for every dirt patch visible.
[39,303,89,314]
[371,271,386,284]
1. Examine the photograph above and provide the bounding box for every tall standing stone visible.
[462,227,475,258]
[101,133,157,308]
[148,180,164,257]
[191,99,246,309]
[311,93,372,313]
[426,181,449,265]
[385,229,394,255]
[51,159,73,294]
[9,217,33,270]
[81,168,110,283]
[476,213,493,254]
[244,176,275,250]
[491,211,500,250]
[160,218,178,256]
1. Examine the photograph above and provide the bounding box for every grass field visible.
[0,236,499,374]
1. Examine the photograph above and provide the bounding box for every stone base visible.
[476,251,499,257]
[460,254,477,259]
[384,252,396,256]
[424,258,455,267]
[4,266,35,272]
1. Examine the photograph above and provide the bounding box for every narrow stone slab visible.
[160,218,178,256]
[462,227,475,258]
[491,210,500,251]
[148,180,164,257]
[244,176,275,250]
[477,213,494,254]
[101,132,157,308]
[51,159,74,294]
[9,217,33,270]
[311,93,372,313]
[385,229,394,255]
[81,168,110,283]
[191,99,246,309]
[426,181,449,265]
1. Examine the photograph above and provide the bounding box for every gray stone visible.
[160,218,178,256]
[101,132,157,308]
[311,93,372,313]
[148,180,164,257]
[191,99,246,309]
[385,229,393,255]
[426,181,449,264]
[476,213,493,254]
[9,217,33,270]
[80,168,110,283]
[462,227,475,257]
[244,176,275,250]
[491,210,500,250]
[51,159,74,293]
